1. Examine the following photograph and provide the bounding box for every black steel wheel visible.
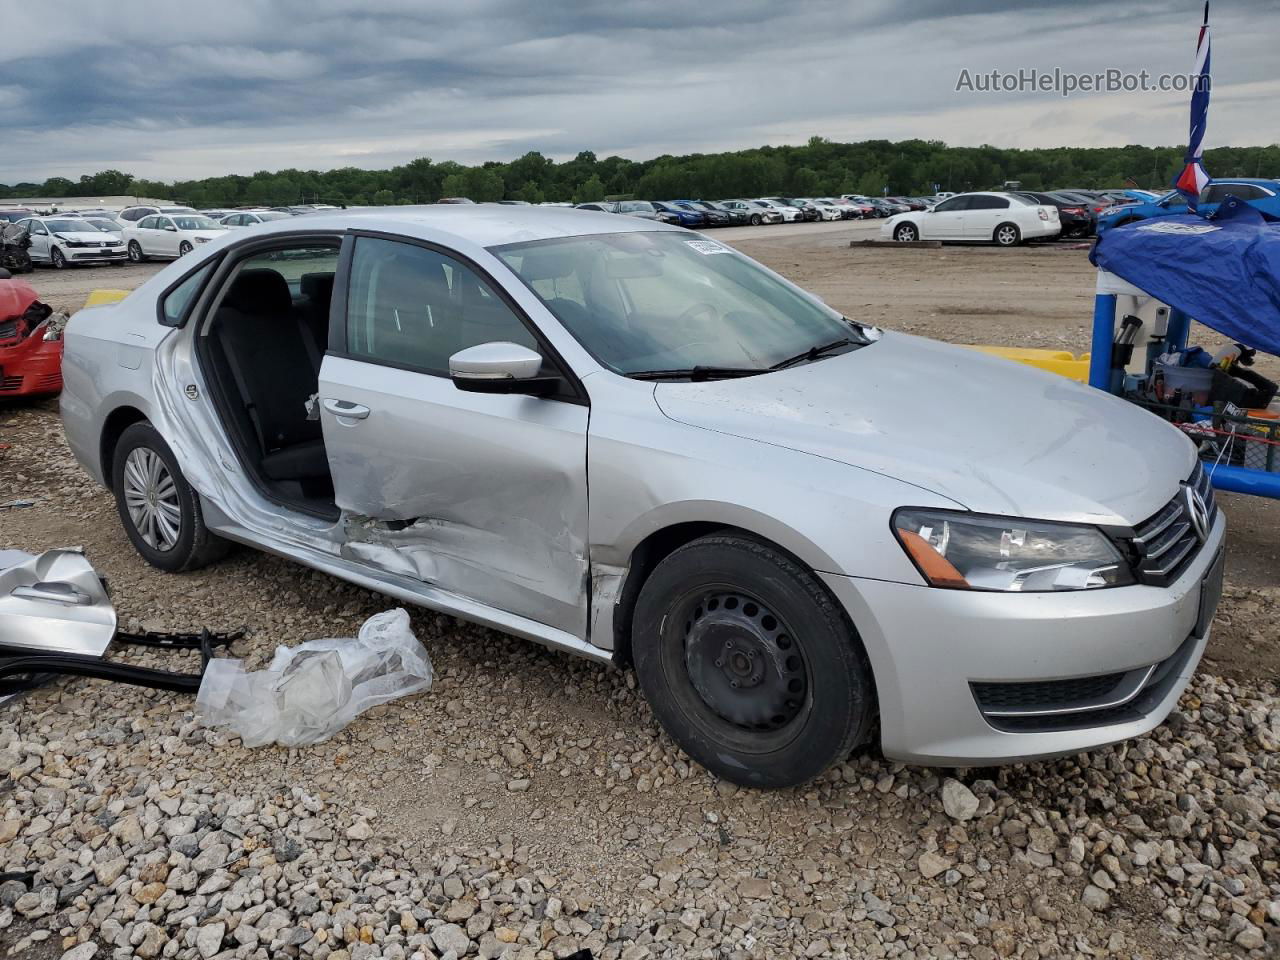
[633,534,876,788]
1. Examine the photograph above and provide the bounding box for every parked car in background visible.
[764,198,818,222]
[575,202,616,213]
[1097,179,1280,233]
[755,199,802,222]
[61,205,1224,788]
[0,210,37,224]
[650,201,705,228]
[200,209,238,221]
[220,210,293,228]
[794,199,843,221]
[437,197,475,204]
[672,201,730,227]
[122,214,227,261]
[883,192,1060,245]
[720,200,782,225]
[1013,191,1094,238]
[683,200,749,225]
[16,216,126,268]
[814,197,861,219]
[81,217,129,235]
[610,200,681,225]
[118,205,196,225]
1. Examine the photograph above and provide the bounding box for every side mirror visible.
[449,342,558,397]
[165,225,177,232]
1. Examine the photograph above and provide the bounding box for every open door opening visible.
[197,243,341,519]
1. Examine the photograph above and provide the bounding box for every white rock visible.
[941,779,979,821]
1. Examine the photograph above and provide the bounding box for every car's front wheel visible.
[893,222,918,242]
[632,534,876,788]
[127,241,147,263]
[178,241,193,256]
[50,247,67,269]
[993,222,1022,246]
[111,422,230,572]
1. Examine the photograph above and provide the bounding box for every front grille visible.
[973,631,1200,734]
[1130,464,1216,586]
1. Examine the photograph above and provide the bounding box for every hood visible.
[187,230,228,240]
[54,231,121,243]
[653,332,1194,526]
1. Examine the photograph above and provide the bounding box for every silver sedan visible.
[60,207,1223,787]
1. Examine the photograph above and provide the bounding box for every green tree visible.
[575,175,606,203]
[372,189,395,205]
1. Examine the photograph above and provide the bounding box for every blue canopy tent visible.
[1087,199,1280,497]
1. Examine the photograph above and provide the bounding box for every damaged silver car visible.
[61,207,1223,787]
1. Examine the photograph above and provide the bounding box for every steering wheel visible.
[678,301,718,326]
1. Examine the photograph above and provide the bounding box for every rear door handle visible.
[322,399,371,420]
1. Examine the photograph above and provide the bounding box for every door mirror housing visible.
[449,342,557,396]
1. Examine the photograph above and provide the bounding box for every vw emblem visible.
[1184,484,1210,544]
[184,384,199,401]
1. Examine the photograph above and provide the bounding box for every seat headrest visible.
[517,248,578,282]
[300,272,335,303]
[222,268,292,315]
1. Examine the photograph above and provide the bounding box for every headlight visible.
[194,236,210,243]
[61,237,86,247]
[893,509,1134,592]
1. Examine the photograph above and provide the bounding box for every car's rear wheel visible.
[178,241,193,256]
[50,247,67,269]
[111,422,230,572]
[128,241,147,263]
[994,222,1022,246]
[632,534,876,788]
[893,222,918,242]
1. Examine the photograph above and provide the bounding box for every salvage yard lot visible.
[1,228,1277,959]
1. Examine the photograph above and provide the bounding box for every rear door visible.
[961,195,1009,239]
[319,234,590,637]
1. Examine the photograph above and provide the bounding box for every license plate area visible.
[1194,549,1225,639]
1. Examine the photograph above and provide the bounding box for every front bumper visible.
[821,512,1225,766]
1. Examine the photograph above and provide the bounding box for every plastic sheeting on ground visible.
[196,608,433,747]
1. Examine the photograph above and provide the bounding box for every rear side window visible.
[345,237,538,377]
[160,262,215,327]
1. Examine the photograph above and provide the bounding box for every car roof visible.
[219,204,686,248]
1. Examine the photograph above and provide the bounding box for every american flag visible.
[1174,3,1211,209]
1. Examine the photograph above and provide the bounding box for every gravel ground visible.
[1,240,1277,959]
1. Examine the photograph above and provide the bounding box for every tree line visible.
[4,138,1278,207]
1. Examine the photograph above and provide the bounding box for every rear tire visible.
[111,422,231,572]
[632,534,876,789]
[994,222,1022,246]
[893,222,918,242]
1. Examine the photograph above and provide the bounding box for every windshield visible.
[493,231,869,376]
[618,201,654,213]
[44,219,91,232]
[87,220,119,232]
[174,216,222,230]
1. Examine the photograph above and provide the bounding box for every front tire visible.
[632,534,876,789]
[994,222,1022,246]
[893,222,918,242]
[50,247,67,269]
[111,423,230,572]
[749,214,762,226]
[128,241,147,263]
[178,241,193,256]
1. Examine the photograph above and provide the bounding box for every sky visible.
[0,0,1274,184]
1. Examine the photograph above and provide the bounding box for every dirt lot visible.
[1,232,1277,960]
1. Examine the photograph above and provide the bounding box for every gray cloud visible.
[0,0,1273,183]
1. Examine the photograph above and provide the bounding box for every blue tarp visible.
[1089,199,1280,357]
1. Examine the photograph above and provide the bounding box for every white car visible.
[756,199,802,222]
[219,210,294,228]
[797,199,843,221]
[881,192,1060,246]
[117,204,197,227]
[122,214,228,261]
[720,200,782,225]
[17,216,127,268]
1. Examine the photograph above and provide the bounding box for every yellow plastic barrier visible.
[964,345,1091,383]
[83,289,130,309]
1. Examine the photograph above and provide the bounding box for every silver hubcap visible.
[123,448,181,550]
[899,227,915,241]
[998,228,1016,244]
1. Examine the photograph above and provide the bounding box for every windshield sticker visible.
[685,239,732,255]
[1136,222,1220,235]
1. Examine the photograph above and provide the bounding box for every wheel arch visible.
[99,405,150,492]
[606,513,844,670]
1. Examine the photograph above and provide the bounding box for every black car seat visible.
[299,272,335,359]
[357,249,458,372]
[213,269,328,481]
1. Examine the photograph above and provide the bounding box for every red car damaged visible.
[0,274,63,398]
